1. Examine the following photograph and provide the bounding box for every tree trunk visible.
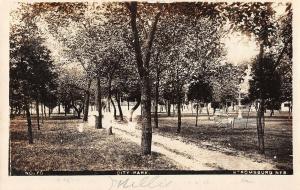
[111,98,117,120]
[288,103,292,119]
[44,104,47,118]
[140,77,152,154]
[141,102,143,116]
[115,92,123,121]
[58,102,60,114]
[15,107,18,116]
[270,109,274,117]
[35,99,40,130]
[127,100,130,110]
[154,71,159,128]
[17,107,21,115]
[176,97,182,133]
[83,79,92,122]
[176,70,182,133]
[245,105,251,128]
[30,102,32,115]
[173,103,175,117]
[64,104,67,116]
[127,2,161,155]
[108,126,113,135]
[206,103,210,116]
[25,103,33,144]
[107,77,112,112]
[10,107,14,118]
[255,43,266,154]
[167,100,171,116]
[107,97,111,112]
[129,97,140,122]
[96,76,102,129]
[256,101,265,154]
[41,103,44,124]
[48,107,51,117]
[195,103,199,127]
[71,104,82,119]
[77,110,81,119]
[82,101,84,114]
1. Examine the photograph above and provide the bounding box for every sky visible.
[222,3,287,66]
[223,32,259,66]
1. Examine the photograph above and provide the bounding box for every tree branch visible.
[144,10,162,69]
[127,2,145,77]
[274,34,291,72]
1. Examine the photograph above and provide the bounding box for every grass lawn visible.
[152,115,292,170]
[9,119,179,173]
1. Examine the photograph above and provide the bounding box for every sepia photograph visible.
[7,1,293,177]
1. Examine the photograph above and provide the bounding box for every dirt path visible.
[111,121,276,170]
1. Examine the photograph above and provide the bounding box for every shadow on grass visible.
[10,131,28,141]
[154,117,293,170]
[9,119,180,172]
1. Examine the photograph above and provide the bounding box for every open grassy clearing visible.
[10,119,179,173]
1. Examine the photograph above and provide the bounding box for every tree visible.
[103,47,138,121]
[37,3,100,123]
[209,63,246,114]
[41,88,59,117]
[169,49,193,134]
[160,9,225,133]
[150,10,193,128]
[83,79,92,121]
[161,78,177,117]
[10,3,58,142]
[276,4,292,118]
[187,75,213,126]
[249,55,281,153]
[126,2,162,155]
[56,66,88,119]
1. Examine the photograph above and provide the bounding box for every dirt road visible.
[112,121,276,170]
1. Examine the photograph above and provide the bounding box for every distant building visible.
[281,101,292,112]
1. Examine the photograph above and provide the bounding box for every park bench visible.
[212,112,235,128]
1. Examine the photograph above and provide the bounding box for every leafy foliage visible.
[249,56,281,105]
[10,7,58,111]
[187,75,212,103]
